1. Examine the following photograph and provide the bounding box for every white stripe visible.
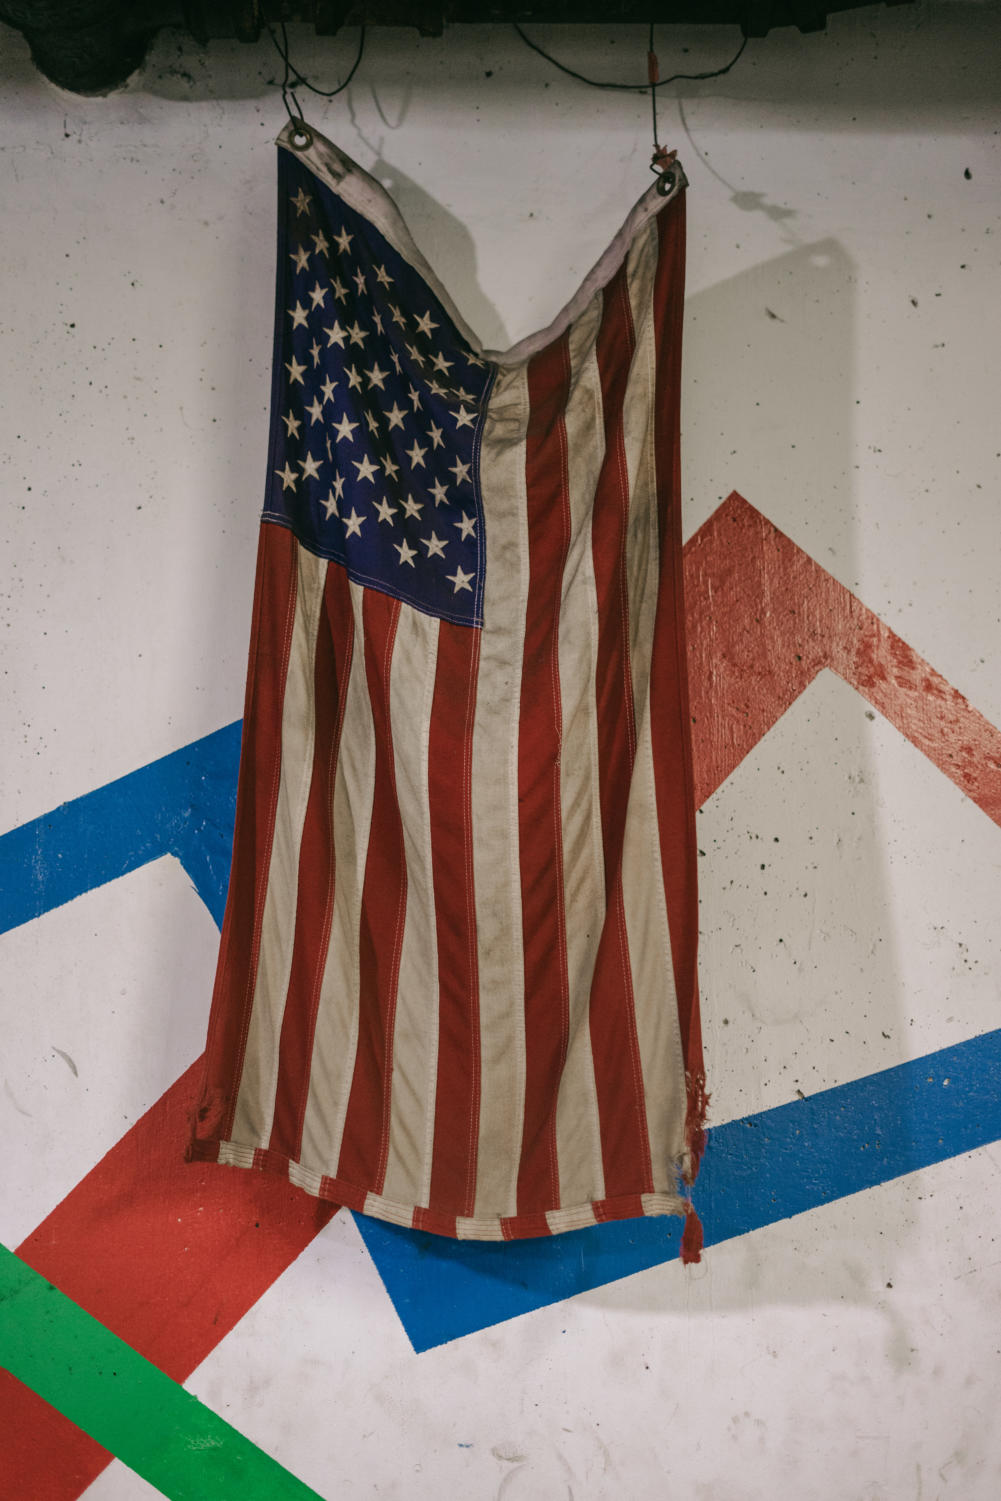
[620,223,687,1179]
[231,544,326,1147]
[553,293,607,1209]
[469,363,531,1220]
[380,606,441,1208]
[298,580,377,1173]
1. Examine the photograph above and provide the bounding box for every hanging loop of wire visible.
[266,19,367,146]
[513,23,747,94]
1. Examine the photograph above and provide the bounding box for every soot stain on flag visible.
[264,149,492,629]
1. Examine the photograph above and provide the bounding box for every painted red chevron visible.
[4,492,999,1500]
[687,494,1001,825]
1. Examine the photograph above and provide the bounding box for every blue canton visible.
[263,148,493,628]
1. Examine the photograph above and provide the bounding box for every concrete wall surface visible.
[1,6,1000,1498]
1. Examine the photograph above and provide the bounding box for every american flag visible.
[191,123,705,1253]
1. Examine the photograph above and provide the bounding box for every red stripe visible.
[587,263,654,1195]
[425,620,482,1217]
[6,1057,336,1501]
[335,589,406,1193]
[193,523,299,1149]
[650,196,704,1129]
[516,332,573,1215]
[268,562,355,1160]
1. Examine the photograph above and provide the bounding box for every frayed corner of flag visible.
[680,1070,709,1265]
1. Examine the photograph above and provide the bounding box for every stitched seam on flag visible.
[548,340,573,1205]
[469,365,496,625]
[227,542,300,1136]
[255,549,327,1145]
[620,221,687,1175]
[553,305,607,1213]
[320,580,373,1172]
[607,271,653,1193]
[656,202,700,1088]
[460,629,483,1215]
[375,599,407,1192]
[289,586,354,1160]
[259,515,484,630]
[411,613,442,1211]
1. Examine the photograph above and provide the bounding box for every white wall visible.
[2,6,1000,1498]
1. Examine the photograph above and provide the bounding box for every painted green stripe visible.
[0,1245,323,1500]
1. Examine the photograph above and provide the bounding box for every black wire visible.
[648,20,658,147]
[512,23,748,92]
[266,21,366,105]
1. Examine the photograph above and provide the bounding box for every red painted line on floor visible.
[5,492,999,1500]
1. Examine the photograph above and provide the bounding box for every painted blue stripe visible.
[3,724,999,1354]
[0,722,240,935]
[358,1027,1001,1351]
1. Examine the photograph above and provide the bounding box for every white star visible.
[288,301,309,329]
[405,342,426,368]
[320,375,337,404]
[344,508,365,538]
[325,433,333,460]
[334,226,353,254]
[331,473,346,500]
[401,493,423,519]
[380,452,400,480]
[347,321,369,347]
[299,451,322,481]
[364,410,379,436]
[427,420,444,450]
[290,244,310,272]
[453,404,476,430]
[414,310,439,338]
[374,264,393,288]
[446,565,474,594]
[281,409,302,438]
[305,395,324,425]
[455,511,477,540]
[308,339,322,368]
[453,385,475,403]
[406,439,428,469]
[389,350,403,374]
[311,228,329,256]
[384,402,407,431]
[394,539,418,567]
[285,355,307,386]
[353,267,366,295]
[333,413,358,444]
[320,487,340,519]
[431,350,454,375]
[275,461,298,491]
[373,496,397,524]
[325,319,347,348]
[331,276,348,303]
[291,186,311,215]
[308,281,328,309]
[372,309,384,335]
[449,457,471,486]
[429,478,449,507]
[365,361,388,391]
[407,385,422,412]
[352,453,379,483]
[465,351,486,368]
[422,531,448,559]
[427,378,447,400]
[346,365,363,392]
[389,304,407,328]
